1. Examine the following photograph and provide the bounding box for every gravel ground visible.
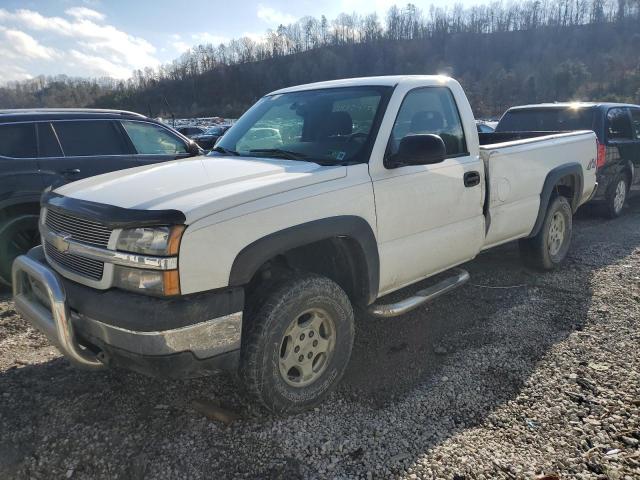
[1,198,639,479]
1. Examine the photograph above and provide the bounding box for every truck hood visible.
[54,156,346,222]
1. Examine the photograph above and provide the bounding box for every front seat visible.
[410,110,445,133]
[319,111,353,138]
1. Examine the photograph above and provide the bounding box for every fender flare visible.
[529,163,583,238]
[229,216,380,304]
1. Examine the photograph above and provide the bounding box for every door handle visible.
[464,171,480,187]
[61,168,81,176]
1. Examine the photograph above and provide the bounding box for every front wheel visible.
[240,274,354,413]
[519,196,572,271]
[0,215,40,286]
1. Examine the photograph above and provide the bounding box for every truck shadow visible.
[0,196,638,478]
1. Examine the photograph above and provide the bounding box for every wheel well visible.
[244,236,371,309]
[554,175,576,205]
[0,203,41,224]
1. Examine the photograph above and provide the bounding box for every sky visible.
[0,0,488,83]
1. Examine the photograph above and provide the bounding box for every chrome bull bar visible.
[12,246,105,370]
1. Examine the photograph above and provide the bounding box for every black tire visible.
[604,174,628,219]
[0,215,40,286]
[519,196,572,271]
[240,274,354,413]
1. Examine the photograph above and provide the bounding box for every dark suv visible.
[0,108,202,285]
[496,103,640,217]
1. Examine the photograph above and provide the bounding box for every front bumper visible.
[12,246,243,378]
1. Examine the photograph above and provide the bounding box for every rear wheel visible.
[604,175,628,218]
[240,274,354,413]
[0,215,40,286]
[519,196,572,270]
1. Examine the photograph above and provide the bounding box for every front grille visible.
[45,241,104,281]
[45,209,112,248]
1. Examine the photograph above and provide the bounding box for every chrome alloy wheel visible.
[613,179,626,214]
[547,211,566,256]
[278,308,336,387]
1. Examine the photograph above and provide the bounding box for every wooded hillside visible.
[1,0,639,118]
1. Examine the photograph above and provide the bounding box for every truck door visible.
[370,86,485,294]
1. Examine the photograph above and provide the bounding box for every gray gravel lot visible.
[1,198,639,479]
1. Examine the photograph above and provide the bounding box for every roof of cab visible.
[507,102,639,111]
[268,75,454,95]
[0,108,148,123]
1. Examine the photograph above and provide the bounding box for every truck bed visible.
[478,131,597,249]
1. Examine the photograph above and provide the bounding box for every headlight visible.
[113,266,180,296]
[116,225,185,256]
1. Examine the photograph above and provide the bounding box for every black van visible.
[0,109,202,285]
[496,103,640,218]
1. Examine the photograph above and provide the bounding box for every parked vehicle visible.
[176,126,205,138]
[12,76,597,412]
[0,108,202,285]
[476,120,495,133]
[192,124,231,150]
[496,102,640,217]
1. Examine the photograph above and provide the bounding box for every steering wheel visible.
[347,132,368,143]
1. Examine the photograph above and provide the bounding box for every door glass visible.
[0,123,36,158]
[121,121,188,155]
[37,123,63,157]
[631,109,640,140]
[53,120,130,156]
[607,108,633,141]
[388,87,467,158]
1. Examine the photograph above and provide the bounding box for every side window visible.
[37,123,63,157]
[0,123,36,158]
[388,87,467,159]
[53,120,130,156]
[630,109,640,140]
[607,108,633,141]
[121,121,188,155]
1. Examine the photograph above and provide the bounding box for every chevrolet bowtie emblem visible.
[51,233,72,253]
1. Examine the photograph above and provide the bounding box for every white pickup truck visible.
[13,76,597,412]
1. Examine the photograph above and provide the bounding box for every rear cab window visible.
[388,87,467,158]
[631,109,640,140]
[52,120,131,156]
[0,123,37,158]
[497,107,596,133]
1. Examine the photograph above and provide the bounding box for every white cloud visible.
[0,7,160,80]
[0,26,58,60]
[257,4,296,25]
[0,64,32,82]
[65,6,105,21]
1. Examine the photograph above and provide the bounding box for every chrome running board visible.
[368,268,470,318]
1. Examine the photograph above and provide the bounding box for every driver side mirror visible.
[388,134,446,168]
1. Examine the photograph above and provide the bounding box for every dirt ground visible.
[1,198,639,479]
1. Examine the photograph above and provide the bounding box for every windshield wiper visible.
[248,148,341,166]
[248,148,308,160]
[212,146,239,156]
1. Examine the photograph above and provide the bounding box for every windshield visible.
[215,86,391,164]
[497,107,596,132]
